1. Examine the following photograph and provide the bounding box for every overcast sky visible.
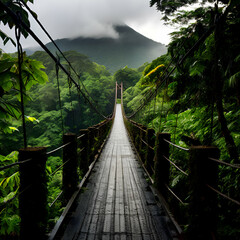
[1,0,175,53]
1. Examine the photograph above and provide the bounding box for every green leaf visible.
[171,175,180,187]
[25,115,39,123]
[0,172,19,189]
[189,61,205,77]
[0,30,16,47]
[229,72,240,87]
[8,126,19,132]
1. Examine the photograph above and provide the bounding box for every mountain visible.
[26,25,167,73]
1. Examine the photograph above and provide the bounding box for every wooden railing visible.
[1,118,113,240]
[121,83,239,239]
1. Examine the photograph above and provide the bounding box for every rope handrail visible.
[163,138,189,152]
[49,159,71,177]
[77,134,86,140]
[46,142,72,156]
[0,158,32,171]
[163,155,188,176]
[49,191,63,208]
[0,1,108,120]
[129,120,147,132]
[126,22,216,119]
[165,184,187,205]
[20,0,102,112]
[0,184,32,207]
[140,138,155,151]
[208,157,240,169]
[206,184,240,206]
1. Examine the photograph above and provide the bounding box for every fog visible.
[1,0,173,53]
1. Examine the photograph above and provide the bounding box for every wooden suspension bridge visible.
[0,2,239,238]
[53,104,178,240]
[1,83,239,240]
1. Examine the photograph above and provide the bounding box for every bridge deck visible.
[59,104,177,240]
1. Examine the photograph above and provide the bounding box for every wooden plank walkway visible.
[59,104,178,240]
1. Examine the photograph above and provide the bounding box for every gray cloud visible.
[1,0,173,52]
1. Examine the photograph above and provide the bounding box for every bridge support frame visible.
[63,133,78,204]
[19,147,47,240]
[78,129,89,174]
[188,146,219,239]
[154,133,170,196]
[145,128,155,173]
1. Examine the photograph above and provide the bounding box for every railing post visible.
[188,146,219,239]
[133,125,139,149]
[139,126,147,161]
[134,126,141,152]
[19,147,47,240]
[145,128,155,172]
[63,133,78,204]
[88,127,96,163]
[154,133,170,196]
[78,129,89,174]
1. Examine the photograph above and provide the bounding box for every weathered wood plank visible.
[59,104,177,240]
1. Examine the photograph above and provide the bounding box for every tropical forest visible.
[0,0,239,240]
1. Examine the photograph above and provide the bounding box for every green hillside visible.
[26,25,167,73]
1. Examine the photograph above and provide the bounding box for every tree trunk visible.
[214,8,239,164]
[215,93,239,163]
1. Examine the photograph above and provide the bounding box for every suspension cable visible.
[56,55,65,134]
[15,8,27,148]
[126,23,215,119]
[20,0,104,111]
[0,1,108,120]
[67,66,76,130]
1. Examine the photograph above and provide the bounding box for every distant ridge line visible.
[26,25,167,73]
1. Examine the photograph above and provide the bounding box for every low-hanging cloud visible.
[1,0,172,52]
[31,0,162,38]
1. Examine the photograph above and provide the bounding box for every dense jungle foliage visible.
[0,48,119,237]
[122,0,240,239]
[0,0,240,239]
[0,47,142,237]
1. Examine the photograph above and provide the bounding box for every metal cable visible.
[15,10,27,148]
[165,184,187,205]
[67,66,76,131]
[77,133,86,140]
[56,55,65,134]
[49,159,70,177]
[49,191,63,208]
[163,138,189,151]
[20,0,107,114]
[208,157,240,169]
[206,184,240,206]
[163,155,188,176]
[0,184,32,207]
[46,142,71,155]
[140,138,154,151]
[126,23,215,119]
[0,158,32,171]
[0,1,108,119]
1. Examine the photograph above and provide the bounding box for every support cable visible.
[126,24,215,119]
[20,0,103,111]
[67,66,76,131]
[165,184,187,205]
[46,142,71,156]
[163,138,189,151]
[0,158,32,171]
[208,157,240,169]
[56,55,65,134]
[163,155,188,176]
[15,11,27,148]
[0,1,108,119]
[206,184,240,206]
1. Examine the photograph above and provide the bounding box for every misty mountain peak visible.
[27,25,167,72]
